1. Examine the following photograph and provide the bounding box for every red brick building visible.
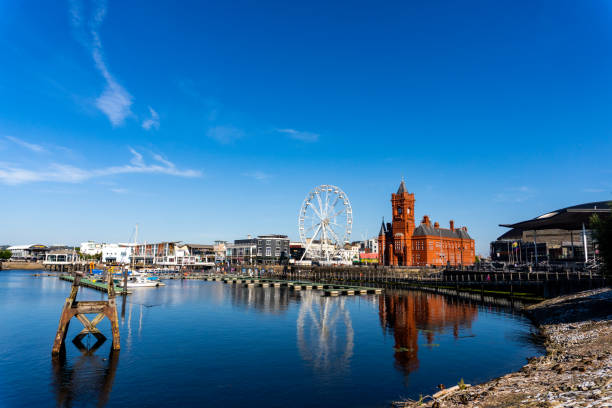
[378,181,475,266]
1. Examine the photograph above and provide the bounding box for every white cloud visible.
[5,136,45,152]
[142,106,160,130]
[493,186,535,203]
[242,171,272,181]
[0,149,201,185]
[277,128,319,142]
[70,0,133,126]
[95,78,133,127]
[110,188,128,194]
[207,126,244,144]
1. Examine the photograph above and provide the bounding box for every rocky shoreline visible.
[393,287,612,408]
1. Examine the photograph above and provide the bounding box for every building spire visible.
[397,178,407,194]
[379,217,386,236]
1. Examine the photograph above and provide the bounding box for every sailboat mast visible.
[132,223,138,271]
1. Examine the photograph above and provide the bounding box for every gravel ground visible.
[393,288,612,408]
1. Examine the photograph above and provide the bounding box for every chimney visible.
[434,222,439,229]
[422,215,430,226]
[449,220,454,231]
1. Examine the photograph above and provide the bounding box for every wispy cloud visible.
[494,186,535,203]
[242,171,272,181]
[5,136,45,152]
[69,0,133,126]
[142,106,160,130]
[277,128,319,143]
[110,188,128,194]
[207,126,244,144]
[0,148,201,185]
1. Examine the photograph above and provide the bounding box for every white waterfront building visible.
[7,244,48,261]
[79,241,103,256]
[102,243,134,264]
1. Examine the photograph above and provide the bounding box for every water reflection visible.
[226,285,293,314]
[0,273,545,407]
[379,290,479,376]
[51,345,119,407]
[297,291,354,371]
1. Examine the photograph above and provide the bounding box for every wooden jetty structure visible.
[52,270,120,356]
[214,275,382,297]
[151,260,605,301]
[59,275,131,294]
[176,262,605,301]
[264,265,606,300]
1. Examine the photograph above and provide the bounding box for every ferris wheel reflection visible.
[296,291,354,371]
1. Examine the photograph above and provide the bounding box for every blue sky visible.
[1,0,611,255]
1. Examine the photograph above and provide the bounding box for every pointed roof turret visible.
[378,218,386,236]
[397,179,407,194]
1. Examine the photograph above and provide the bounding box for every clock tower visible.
[390,180,415,266]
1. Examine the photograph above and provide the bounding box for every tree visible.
[590,203,612,279]
[0,249,11,261]
[75,248,101,261]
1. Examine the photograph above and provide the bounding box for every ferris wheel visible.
[298,184,353,261]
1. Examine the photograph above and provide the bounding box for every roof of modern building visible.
[257,234,289,239]
[8,245,31,250]
[7,244,48,250]
[500,201,611,231]
[495,228,523,241]
[233,238,258,244]
[413,224,472,239]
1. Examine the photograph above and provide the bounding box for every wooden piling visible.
[52,269,120,356]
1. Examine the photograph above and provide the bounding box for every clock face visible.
[397,207,402,215]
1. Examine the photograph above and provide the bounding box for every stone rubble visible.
[393,288,612,408]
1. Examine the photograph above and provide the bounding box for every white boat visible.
[126,275,161,288]
[119,224,165,287]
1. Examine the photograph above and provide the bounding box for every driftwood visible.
[391,384,471,407]
[432,384,471,400]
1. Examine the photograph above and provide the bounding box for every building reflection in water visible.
[51,340,119,408]
[226,284,293,314]
[296,291,354,372]
[379,290,478,376]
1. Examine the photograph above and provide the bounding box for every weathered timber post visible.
[52,268,120,356]
[123,268,128,292]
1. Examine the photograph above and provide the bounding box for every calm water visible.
[0,270,543,407]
